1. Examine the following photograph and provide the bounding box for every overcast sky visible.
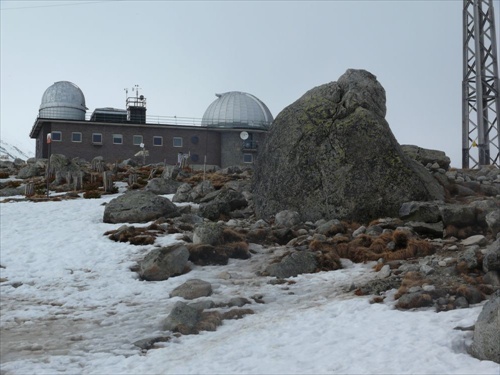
[1,0,499,167]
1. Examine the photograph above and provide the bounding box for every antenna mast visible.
[462,0,500,168]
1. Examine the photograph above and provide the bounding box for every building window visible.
[191,135,199,144]
[71,132,82,143]
[51,131,62,142]
[133,135,143,146]
[243,154,253,163]
[92,133,103,144]
[173,137,183,147]
[113,134,123,145]
[153,136,163,146]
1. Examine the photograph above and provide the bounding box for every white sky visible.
[1,0,499,168]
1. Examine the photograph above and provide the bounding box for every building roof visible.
[201,91,273,130]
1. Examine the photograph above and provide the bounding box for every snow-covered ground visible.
[0,192,499,374]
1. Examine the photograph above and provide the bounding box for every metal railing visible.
[83,112,204,126]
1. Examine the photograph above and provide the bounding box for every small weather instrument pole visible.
[46,133,52,198]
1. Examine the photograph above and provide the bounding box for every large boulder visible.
[468,292,500,363]
[252,69,444,223]
[138,244,190,281]
[103,190,179,223]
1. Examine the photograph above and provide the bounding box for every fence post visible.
[128,173,137,186]
[103,171,113,193]
[25,181,35,197]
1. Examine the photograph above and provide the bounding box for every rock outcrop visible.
[253,69,444,223]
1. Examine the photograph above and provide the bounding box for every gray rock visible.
[275,210,301,228]
[316,219,344,235]
[138,244,189,281]
[265,251,317,278]
[396,292,434,309]
[401,145,451,170]
[483,271,500,286]
[405,221,444,237]
[459,247,479,270]
[172,183,193,203]
[453,296,469,309]
[190,180,215,202]
[146,178,182,195]
[352,225,366,237]
[440,204,476,227]
[162,301,201,333]
[170,279,213,300]
[0,186,25,197]
[103,190,179,223]
[468,292,500,363]
[17,160,45,178]
[192,222,224,245]
[486,210,500,237]
[399,201,442,223]
[252,69,444,223]
[461,235,487,247]
[198,200,230,221]
[483,240,500,272]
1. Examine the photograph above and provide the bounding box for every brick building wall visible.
[33,119,222,166]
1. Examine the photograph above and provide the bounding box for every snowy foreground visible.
[0,190,499,375]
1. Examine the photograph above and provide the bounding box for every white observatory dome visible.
[201,91,273,130]
[39,81,87,120]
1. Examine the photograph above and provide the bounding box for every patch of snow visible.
[0,194,498,374]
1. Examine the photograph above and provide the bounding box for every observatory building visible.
[29,82,273,168]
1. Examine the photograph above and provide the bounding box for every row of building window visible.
[50,131,183,147]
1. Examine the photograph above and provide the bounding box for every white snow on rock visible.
[0,193,498,374]
[0,138,34,161]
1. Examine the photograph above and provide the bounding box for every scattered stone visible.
[170,279,213,300]
[138,244,190,281]
[274,210,301,228]
[264,251,317,278]
[162,301,201,334]
[134,336,171,351]
[461,235,487,247]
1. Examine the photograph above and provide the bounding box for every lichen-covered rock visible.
[264,251,317,278]
[162,301,201,333]
[103,190,179,223]
[252,69,444,223]
[192,222,224,246]
[468,292,500,363]
[146,177,182,195]
[274,210,301,228]
[401,145,451,170]
[170,279,213,300]
[138,244,189,281]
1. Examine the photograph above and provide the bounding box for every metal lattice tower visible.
[462,0,500,168]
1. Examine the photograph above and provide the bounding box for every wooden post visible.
[25,182,34,197]
[128,173,137,186]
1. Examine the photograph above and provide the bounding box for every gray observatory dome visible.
[39,81,87,120]
[201,91,273,130]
